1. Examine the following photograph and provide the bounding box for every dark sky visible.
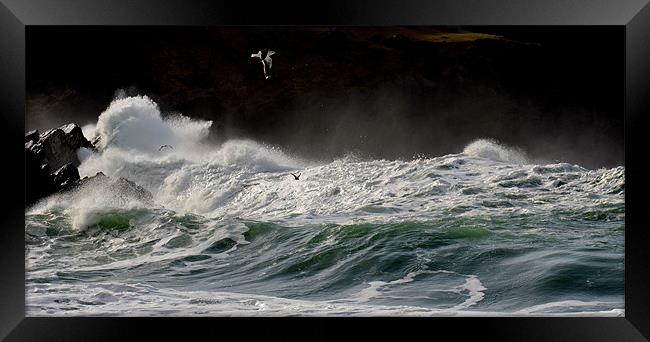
[26,26,623,168]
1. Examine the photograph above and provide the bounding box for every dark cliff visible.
[27,26,623,168]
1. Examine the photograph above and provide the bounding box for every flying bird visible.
[290,172,301,180]
[159,144,174,152]
[251,48,276,79]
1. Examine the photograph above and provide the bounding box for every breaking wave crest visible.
[26,95,625,316]
[463,138,528,164]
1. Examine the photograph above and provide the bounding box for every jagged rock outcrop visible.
[26,123,94,206]
[25,123,151,207]
[27,123,95,171]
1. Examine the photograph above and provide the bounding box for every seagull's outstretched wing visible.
[251,51,261,58]
[267,50,276,57]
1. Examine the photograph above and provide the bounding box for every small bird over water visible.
[159,144,174,152]
[251,48,276,79]
[291,172,301,180]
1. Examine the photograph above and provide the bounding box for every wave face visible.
[26,96,624,316]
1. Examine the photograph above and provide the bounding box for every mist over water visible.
[26,26,625,170]
[26,96,624,316]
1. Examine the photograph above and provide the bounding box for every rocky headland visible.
[25,123,152,207]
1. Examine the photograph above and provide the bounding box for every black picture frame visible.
[2,0,649,340]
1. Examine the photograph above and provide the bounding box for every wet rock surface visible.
[25,123,151,206]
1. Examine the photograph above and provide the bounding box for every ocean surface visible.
[25,96,624,316]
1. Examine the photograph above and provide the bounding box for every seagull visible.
[251,48,276,79]
[159,144,174,152]
[290,172,301,180]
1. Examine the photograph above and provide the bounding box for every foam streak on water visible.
[26,96,625,316]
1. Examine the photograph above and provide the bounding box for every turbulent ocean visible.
[25,96,624,316]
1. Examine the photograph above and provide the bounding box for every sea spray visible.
[462,138,528,164]
[26,96,625,316]
[93,95,212,153]
[34,96,625,230]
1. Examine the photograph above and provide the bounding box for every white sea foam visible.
[26,282,623,317]
[81,123,96,141]
[94,95,212,153]
[27,95,624,231]
[354,269,487,310]
[25,96,625,317]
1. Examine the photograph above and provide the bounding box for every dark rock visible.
[25,123,95,206]
[25,147,55,205]
[78,171,107,187]
[52,163,80,190]
[80,171,106,181]
[26,123,153,207]
[25,130,39,144]
[30,123,94,171]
